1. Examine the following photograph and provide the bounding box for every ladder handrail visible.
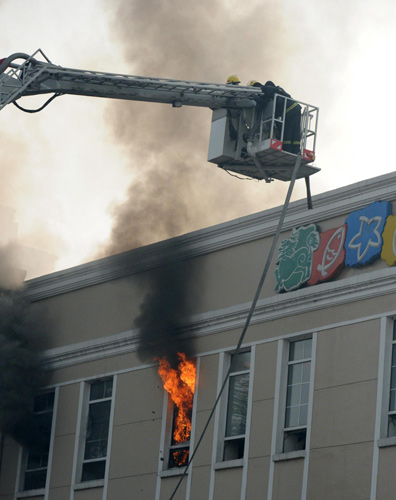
[254,94,318,153]
[0,51,262,111]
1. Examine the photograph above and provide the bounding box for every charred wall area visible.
[134,242,198,369]
[0,289,50,451]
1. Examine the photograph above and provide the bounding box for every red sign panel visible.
[308,225,346,286]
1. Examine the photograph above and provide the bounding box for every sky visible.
[0,0,395,279]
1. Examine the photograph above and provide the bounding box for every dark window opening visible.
[223,437,245,461]
[283,429,306,453]
[388,414,396,437]
[81,460,106,482]
[23,391,55,491]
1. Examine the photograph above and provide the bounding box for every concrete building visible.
[2,171,396,500]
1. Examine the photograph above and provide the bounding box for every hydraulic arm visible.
[0,50,260,112]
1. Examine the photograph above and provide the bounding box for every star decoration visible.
[348,216,383,261]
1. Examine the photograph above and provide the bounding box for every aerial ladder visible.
[0,50,319,184]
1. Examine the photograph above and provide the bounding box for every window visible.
[80,378,113,482]
[22,391,55,491]
[166,403,193,469]
[388,324,396,437]
[222,351,251,461]
[283,338,312,452]
[159,355,197,471]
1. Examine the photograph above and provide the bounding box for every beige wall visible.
[272,458,304,500]
[307,443,373,500]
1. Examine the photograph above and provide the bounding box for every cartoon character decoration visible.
[274,224,320,292]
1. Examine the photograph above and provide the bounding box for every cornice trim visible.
[24,172,396,301]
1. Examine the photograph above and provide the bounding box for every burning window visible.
[157,353,196,469]
[21,391,55,491]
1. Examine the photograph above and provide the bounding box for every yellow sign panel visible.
[381,215,396,266]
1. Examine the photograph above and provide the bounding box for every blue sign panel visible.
[344,201,392,267]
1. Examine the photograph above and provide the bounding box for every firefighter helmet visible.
[226,75,240,85]
[248,80,261,87]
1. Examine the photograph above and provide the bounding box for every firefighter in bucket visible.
[248,80,301,154]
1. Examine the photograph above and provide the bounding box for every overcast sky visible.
[0,0,395,278]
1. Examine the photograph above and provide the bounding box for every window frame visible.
[283,338,312,452]
[216,348,253,464]
[382,319,396,441]
[159,360,199,475]
[161,396,192,471]
[73,377,115,488]
[275,336,315,458]
[17,388,58,496]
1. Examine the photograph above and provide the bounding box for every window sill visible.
[378,436,396,448]
[272,450,306,462]
[16,489,45,498]
[159,467,188,478]
[74,479,104,490]
[213,459,244,470]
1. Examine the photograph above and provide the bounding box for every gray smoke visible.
[0,249,49,450]
[99,0,295,256]
[99,0,295,366]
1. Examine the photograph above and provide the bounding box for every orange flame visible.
[157,353,196,447]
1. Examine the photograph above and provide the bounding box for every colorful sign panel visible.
[382,214,396,266]
[307,225,346,286]
[274,224,319,292]
[344,201,391,267]
[275,201,395,293]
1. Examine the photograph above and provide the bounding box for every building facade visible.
[2,172,396,499]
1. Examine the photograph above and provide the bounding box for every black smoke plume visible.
[0,282,49,450]
[134,246,196,369]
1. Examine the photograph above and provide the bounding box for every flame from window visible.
[157,353,196,463]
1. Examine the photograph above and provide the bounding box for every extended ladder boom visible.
[0,49,320,184]
[0,50,261,112]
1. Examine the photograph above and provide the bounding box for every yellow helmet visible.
[247,80,259,86]
[226,75,241,85]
